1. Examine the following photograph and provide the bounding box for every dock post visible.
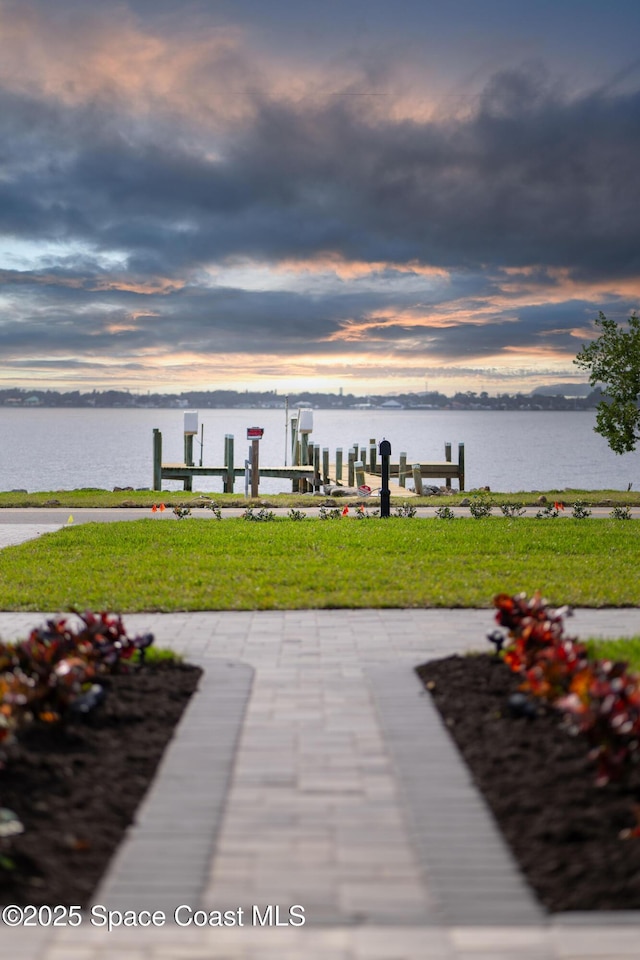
[445,442,452,489]
[335,448,343,482]
[291,417,299,464]
[224,435,235,493]
[399,452,407,488]
[184,433,194,468]
[458,443,465,491]
[322,447,329,484]
[348,449,355,486]
[250,438,259,497]
[355,460,365,489]
[412,464,423,496]
[369,439,377,473]
[301,433,309,466]
[313,445,321,490]
[153,428,162,491]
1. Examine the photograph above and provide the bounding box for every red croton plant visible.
[0,611,154,761]
[0,611,154,866]
[491,591,640,791]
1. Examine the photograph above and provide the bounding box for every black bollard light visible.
[379,439,391,517]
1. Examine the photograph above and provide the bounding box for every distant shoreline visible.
[0,386,600,414]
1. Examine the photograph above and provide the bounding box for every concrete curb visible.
[93,659,254,914]
[367,664,546,927]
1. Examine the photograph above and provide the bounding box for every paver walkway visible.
[0,522,639,958]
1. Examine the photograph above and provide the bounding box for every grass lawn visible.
[0,516,638,611]
[588,637,640,670]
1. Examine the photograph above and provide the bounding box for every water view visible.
[1,408,638,495]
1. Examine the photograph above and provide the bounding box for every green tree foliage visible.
[574,312,640,454]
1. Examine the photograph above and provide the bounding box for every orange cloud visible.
[272,254,450,281]
[0,4,253,127]
[0,3,447,134]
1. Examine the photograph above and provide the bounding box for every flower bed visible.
[417,592,640,911]
[0,613,201,906]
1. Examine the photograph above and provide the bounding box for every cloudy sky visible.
[1,0,640,396]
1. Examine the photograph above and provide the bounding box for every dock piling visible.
[369,439,377,473]
[399,452,407,488]
[224,434,235,493]
[412,464,423,496]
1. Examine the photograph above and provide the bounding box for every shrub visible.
[491,591,640,786]
[319,506,342,520]
[394,503,417,518]
[241,507,275,521]
[0,612,154,752]
[469,494,493,519]
[611,505,633,520]
[535,501,565,519]
[355,505,379,519]
[435,505,455,520]
[571,500,592,519]
[0,612,154,870]
[500,502,526,518]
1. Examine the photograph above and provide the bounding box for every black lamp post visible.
[379,439,391,517]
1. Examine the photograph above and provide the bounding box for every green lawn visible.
[587,637,640,670]
[0,517,638,611]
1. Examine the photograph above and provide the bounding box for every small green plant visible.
[140,646,183,665]
[172,506,192,519]
[354,505,379,519]
[435,505,455,520]
[571,500,592,519]
[536,501,565,519]
[469,494,493,519]
[394,503,417,518]
[611,505,632,520]
[241,507,275,521]
[204,502,222,520]
[500,502,526,518]
[319,506,342,520]
[287,508,307,521]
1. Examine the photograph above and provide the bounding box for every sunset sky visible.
[1,0,640,396]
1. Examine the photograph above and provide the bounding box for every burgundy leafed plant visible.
[492,591,640,786]
[0,612,154,757]
[0,611,154,872]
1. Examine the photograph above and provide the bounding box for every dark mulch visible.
[416,654,640,912]
[0,661,201,907]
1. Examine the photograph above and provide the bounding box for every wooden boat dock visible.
[152,427,464,495]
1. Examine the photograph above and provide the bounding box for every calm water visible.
[1,407,639,493]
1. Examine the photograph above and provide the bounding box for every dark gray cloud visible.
[1,3,640,385]
[3,65,640,277]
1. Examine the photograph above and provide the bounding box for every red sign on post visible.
[247,427,264,439]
